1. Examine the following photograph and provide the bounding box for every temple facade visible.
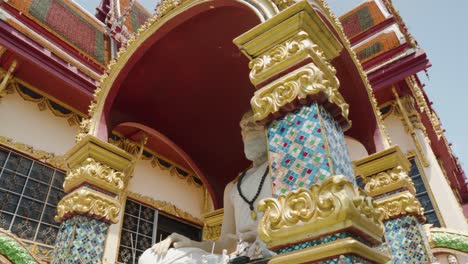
[0,0,466,263]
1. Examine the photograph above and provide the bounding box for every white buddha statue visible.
[139,111,273,264]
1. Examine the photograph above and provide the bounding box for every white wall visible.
[345,136,369,161]
[384,114,468,231]
[103,158,205,263]
[0,92,78,155]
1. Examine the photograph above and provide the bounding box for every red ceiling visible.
[109,5,261,206]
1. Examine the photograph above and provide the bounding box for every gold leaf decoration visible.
[363,166,416,197]
[64,157,125,194]
[258,175,384,248]
[55,187,121,223]
[374,191,426,223]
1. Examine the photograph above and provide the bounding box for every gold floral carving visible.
[0,60,17,97]
[251,63,350,129]
[0,73,84,127]
[392,89,430,167]
[202,209,223,241]
[271,0,295,11]
[55,187,121,223]
[109,135,203,187]
[248,31,336,86]
[363,166,416,197]
[374,191,426,223]
[407,76,444,140]
[127,192,203,226]
[258,175,384,248]
[0,136,66,170]
[63,157,125,194]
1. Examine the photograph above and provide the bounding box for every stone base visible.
[268,238,390,264]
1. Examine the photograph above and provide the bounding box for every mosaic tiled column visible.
[51,135,134,263]
[354,146,434,263]
[235,2,389,263]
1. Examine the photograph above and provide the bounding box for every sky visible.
[76,0,468,170]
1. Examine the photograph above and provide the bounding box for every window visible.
[408,157,441,227]
[118,199,201,263]
[0,146,66,246]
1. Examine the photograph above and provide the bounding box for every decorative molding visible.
[363,166,416,197]
[251,63,350,129]
[55,187,121,223]
[201,208,223,241]
[271,0,295,11]
[109,135,204,188]
[248,31,336,86]
[374,191,425,223]
[258,175,384,249]
[0,228,45,264]
[0,60,17,97]
[425,226,468,253]
[64,157,125,194]
[0,69,85,126]
[392,89,430,167]
[353,145,410,179]
[127,191,203,226]
[407,76,444,140]
[0,136,67,170]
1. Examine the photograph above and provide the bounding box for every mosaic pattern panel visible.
[384,215,431,263]
[267,104,353,196]
[0,146,65,246]
[52,216,109,264]
[268,104,332,196]
[319,106,355,182]
[312,255,371,264]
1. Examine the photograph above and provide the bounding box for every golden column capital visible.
[55,187,121,224]
[234,1,349,126]
[258,176,384,248]
[63,135,135,195]
[374,191,426,223]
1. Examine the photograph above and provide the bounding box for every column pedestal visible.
[51,135,134,263]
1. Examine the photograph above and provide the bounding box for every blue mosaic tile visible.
[51,215,109,263]
[383,215,431,263]
[267,104,354,196]
[319,106,355,183]
[312,255,371,264]
[275,232,369,255]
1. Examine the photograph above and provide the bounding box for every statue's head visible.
[240,111,267,163]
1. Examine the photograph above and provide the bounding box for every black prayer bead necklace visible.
[236,165,269,220]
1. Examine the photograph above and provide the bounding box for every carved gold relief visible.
[363,166,416,197]
[202,209,223,241]
[0,60,17,97]
[392,89,430,167]
[271,0,295,11]
[0,136,66,170]
[55,187,121,223]
[258,175,384,248]
[64,157,126,194]
[127,192,203,226]
[251,63,350,129]
[374,191,426,223]
[0,76,84,126]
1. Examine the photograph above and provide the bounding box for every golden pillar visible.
[354,146,433,262]
[51,135,134,263]
[235,2,389,263]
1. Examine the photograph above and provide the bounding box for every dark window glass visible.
[0,146,65,247]
[118,199,202,264]
[408,157,441,227]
